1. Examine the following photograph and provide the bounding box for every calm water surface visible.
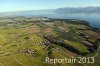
[36,13,100,28]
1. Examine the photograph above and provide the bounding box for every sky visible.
[0,0,100,12]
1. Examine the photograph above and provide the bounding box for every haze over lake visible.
[0,11,100,28]
[14,11,100,28]
[40,13,100,28]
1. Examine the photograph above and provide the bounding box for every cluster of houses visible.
[21,48,36,55]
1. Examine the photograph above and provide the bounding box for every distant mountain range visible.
[55,6,100,13]
[0,6,100,17]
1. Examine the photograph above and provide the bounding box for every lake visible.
[1,11,100,28]
[32,13,100,28]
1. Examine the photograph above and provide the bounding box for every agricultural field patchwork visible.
[0,17,100,66]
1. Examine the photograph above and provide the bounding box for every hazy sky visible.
[0,0,100,12]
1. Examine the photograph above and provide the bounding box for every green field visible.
[0,17,100,66]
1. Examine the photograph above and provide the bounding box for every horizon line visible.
[0,6,100,13]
